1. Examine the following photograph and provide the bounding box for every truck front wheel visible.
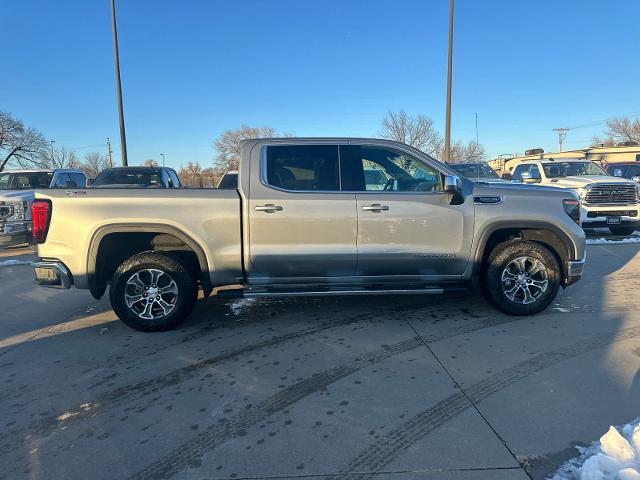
[109,252,197,332]
[483,240,561,316]
[609,226,636,236]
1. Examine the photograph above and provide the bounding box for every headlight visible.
[6,201,26,221]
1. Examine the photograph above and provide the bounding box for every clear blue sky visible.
[2,0,639,168]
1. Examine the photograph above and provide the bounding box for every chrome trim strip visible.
[567,258,585,278]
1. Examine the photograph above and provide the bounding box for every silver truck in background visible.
[31,138,586,331]
[0,168,87,248]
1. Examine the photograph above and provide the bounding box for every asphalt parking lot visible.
[1,240,640,480]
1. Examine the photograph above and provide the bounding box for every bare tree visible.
[213,125,284,174]
[82,151,108,178]
[592,117,640,146]
[445,140,487,163]
[143,159,158,167]
[178,161,204,187]
[379,110,443,157]
[41,147,80,169]
[0,112,48,171]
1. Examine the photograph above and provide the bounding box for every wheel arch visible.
[473,222,578,284]
[87,223,212,299]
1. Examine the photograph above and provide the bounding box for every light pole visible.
[160,153,165,166]
[443,0,454,163]
[110,0,128,166]
[50,140,55,160]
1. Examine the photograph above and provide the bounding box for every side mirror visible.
[521,172,540,184]
[444,174,465,205]
[502,173,512,180]
[444,174,461,192]
[87,178,94,186]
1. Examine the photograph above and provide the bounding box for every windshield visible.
[92,169,164,187]
[449,163,499,179]
[542,162,607,178]
[0,172,53,189]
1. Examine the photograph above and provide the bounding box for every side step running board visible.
[216,286,467,299]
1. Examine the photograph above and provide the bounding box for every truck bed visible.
[35,188,243,289]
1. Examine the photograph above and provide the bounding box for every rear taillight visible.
[563,198,580,225]
[31,200,52,244]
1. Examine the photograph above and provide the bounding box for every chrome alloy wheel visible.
[124,269,179,320]
[500,256,549,305]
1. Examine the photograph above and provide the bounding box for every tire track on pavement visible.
[0,313,375,452]
[126,314,518,480]
[323,325,640,480]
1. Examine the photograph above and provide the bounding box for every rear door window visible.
[265,145,340,191]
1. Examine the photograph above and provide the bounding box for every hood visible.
[546,176,636,189]
[469,177,513,184]
[473,181,574,197]
[0,190,35,202]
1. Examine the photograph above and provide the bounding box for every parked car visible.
[217,170,238,189]
[0,168,87,248]
[606,162,640,182]
[32,138,585,331]
[448,162,507,183]
[91,166,181,188]
[511,159,640,236]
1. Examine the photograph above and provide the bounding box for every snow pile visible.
[551,418,640,479]
[587,237,640,245]
[0,259,32,267]
[228,298,258,316]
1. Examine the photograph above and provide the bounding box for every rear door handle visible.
[361,204,390,212]
[254,204,283,213]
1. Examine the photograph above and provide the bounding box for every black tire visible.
[483,240,561,316]
[109,252,197,332]
[609,226,636,236]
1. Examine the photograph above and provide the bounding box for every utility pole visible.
[552,127,571,152]
[443,0,454,163]
[110,0,128,166]
[160,153,165,166]
[49,140,55,160]
[106,137,113,168]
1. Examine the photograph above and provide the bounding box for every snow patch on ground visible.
[587,237,640,245]
[551,417,640,479]
[0,259,32,267]
[228,298,258,316]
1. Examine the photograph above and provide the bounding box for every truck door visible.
[247,144,358,279]
[340,144,474,277]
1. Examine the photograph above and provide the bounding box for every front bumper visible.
[580,204,640,229]
[565,258,586,286]
[33,261,72,289]
[0,220,30,248]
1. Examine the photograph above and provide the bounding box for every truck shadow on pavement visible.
[0,244,639,480]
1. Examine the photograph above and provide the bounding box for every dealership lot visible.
[1,241,640,480]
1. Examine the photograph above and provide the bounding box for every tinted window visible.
[69,173,86,187]
[218,172,238,189]
[168,170,181,187]
[92,168,164,187]
[626,165,640,177]
[449,163,498,179]
[52,173,71,188]
[266,145,339,191]
[0,172,53,189]
[340,145,441,192]
[511,165,531,182]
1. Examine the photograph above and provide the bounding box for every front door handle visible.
[255,204,284,213]
[361,204,390,212]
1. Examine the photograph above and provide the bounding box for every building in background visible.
[489,143,640,178]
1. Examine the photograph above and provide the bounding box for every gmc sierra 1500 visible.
[31,138,586,331]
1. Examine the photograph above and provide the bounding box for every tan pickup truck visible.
[32,138,586,331]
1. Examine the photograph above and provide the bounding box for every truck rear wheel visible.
[483,240,560,316]
[109,252,197,332]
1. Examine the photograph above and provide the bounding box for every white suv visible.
[512,159,640,236]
